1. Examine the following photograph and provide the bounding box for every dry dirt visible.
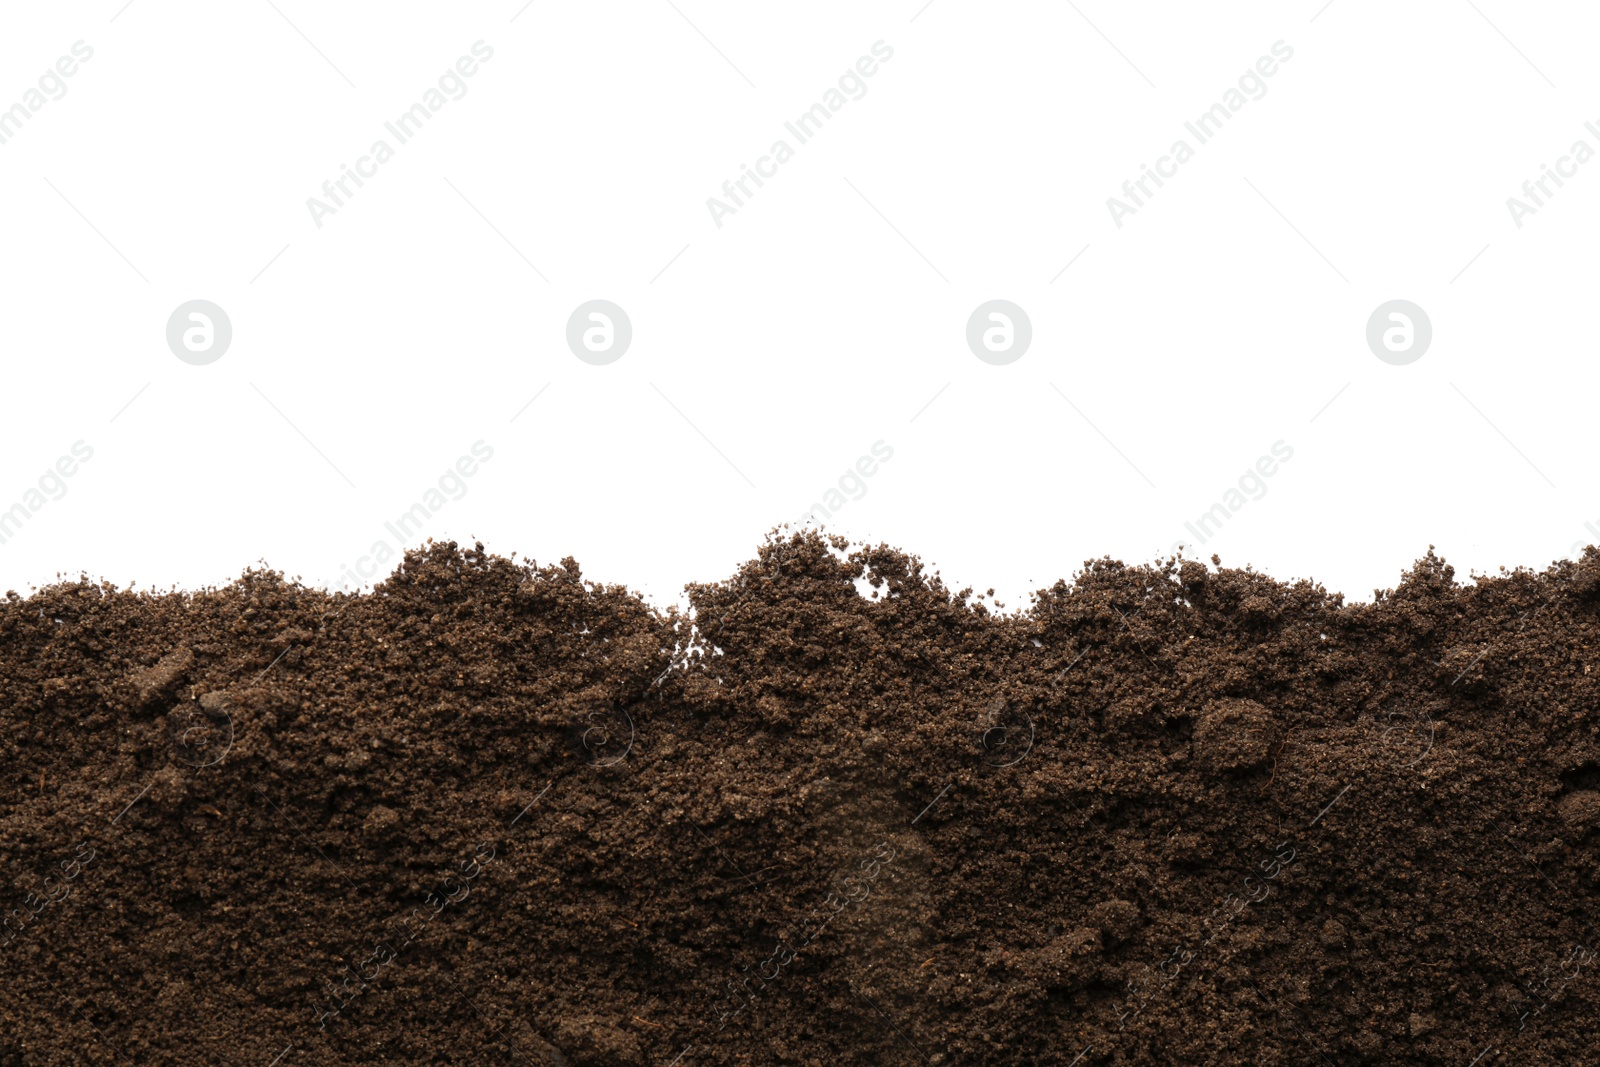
[2,533,1598,1065]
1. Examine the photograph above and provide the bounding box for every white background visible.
[1,0,1596,610]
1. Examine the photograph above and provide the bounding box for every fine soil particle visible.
[1,533,1598,1065]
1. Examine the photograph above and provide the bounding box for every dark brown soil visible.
[3,533,1599,1065]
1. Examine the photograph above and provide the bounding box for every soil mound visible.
[1,534,1597,1065]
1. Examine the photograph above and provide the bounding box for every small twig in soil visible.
[1263,733,1293,792]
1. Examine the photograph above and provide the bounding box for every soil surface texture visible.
[3,533,1600,1066]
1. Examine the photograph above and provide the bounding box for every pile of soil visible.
[2,532,1598,1065]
